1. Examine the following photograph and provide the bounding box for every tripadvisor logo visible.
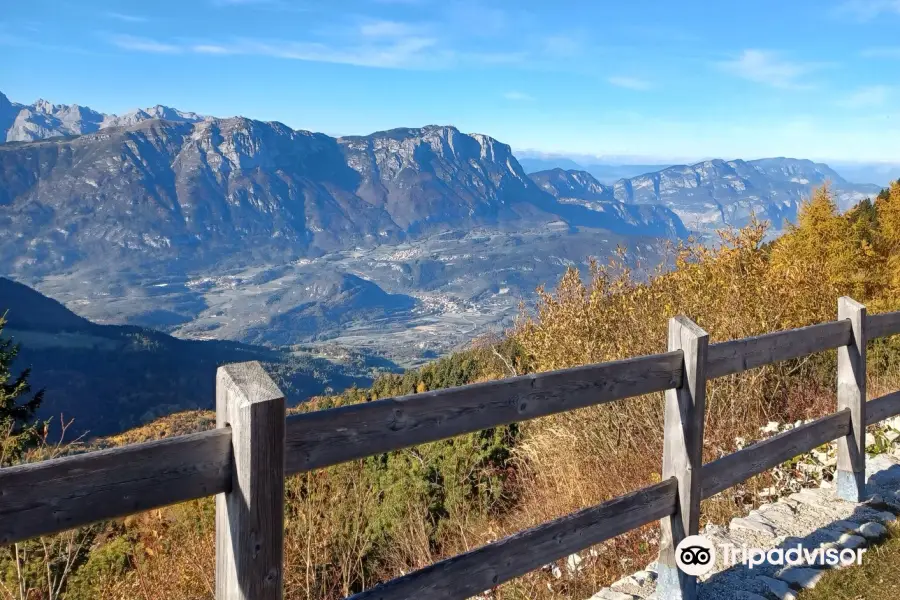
[675,534,867,576]
[675,535,717,576]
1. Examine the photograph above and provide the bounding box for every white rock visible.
[872,510,897,524]
[757,574,793,599]
[631,570,657,585]
[776,566,825,589]
[731,516,777,535]
[837,533,867,549]
[857,521,888,540]
[826,519,862,533]
[567,552,583,574]
[588,590,635,600]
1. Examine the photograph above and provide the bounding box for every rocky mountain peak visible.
[529,168,611,201]
[0,91,211,143]
[32,98,56,113]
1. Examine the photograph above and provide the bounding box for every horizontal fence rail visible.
[706,320,852,379]
[347,479,678,600]
[867,311,900,340]
[866,390,900,426]
[3,306,900,599]
[701,409,851,499]
[284,351,684,475]
[0,428,232,544]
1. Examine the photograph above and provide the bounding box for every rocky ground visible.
[586,425,900,600]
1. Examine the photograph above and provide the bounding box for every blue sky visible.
[2,0,900,162]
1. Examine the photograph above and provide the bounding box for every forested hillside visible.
[4,182,900,599]
[0,277,379,438]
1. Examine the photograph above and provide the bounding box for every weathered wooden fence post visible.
[216,361,286,600]
[836,297,867,502]
[657,316,708,600]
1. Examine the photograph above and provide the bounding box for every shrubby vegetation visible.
[5,182,900,599]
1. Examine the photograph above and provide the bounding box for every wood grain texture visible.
[658,316,708,600]
[346,479,677,600]
[701,410,851,499]
[0,428,231,545]
[285,351,684,475]
[706,320,852,379]
[867,311,900,340]
[836,298,866,501]
[215,362,286,600]
[866,391,900,426]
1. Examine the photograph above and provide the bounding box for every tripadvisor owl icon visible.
[675,535,716,576]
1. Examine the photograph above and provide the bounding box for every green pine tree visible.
[1,311,45,465]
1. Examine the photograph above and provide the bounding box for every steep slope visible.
[0,92,207,142]
[529,168,689,238]
[611,158,880,231]
[338,125,559,232]
[0,117,402,274]
[0,277,376,438]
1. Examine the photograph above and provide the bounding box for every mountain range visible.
[529,159,879,231]
[0,91,886,363]
[0,92,207,143]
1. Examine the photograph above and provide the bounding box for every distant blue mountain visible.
[516,154,672,183]
[517,156,586,173]
[828,162,899,187]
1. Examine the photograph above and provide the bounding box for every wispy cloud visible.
[622,25,701,44]
[358,19,426,38]
[503,91,534,101]
[716,49,827,90]
[232,36,440,68]
[1,25,92,54]
[861,46,900,58]
[446,2,508,36]
[101,13,537,70]
[103,12,148,23]
[108,34,182,54]
[541,34,583,58]
[115,34,445,68]
[192,44,234,55]
[831,0,900,21]
[607,76,653,91]
[837,84,893,108]
[210,0,308,10]
[212,0,278,5]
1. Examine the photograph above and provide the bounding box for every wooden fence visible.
[3,297,900,600]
